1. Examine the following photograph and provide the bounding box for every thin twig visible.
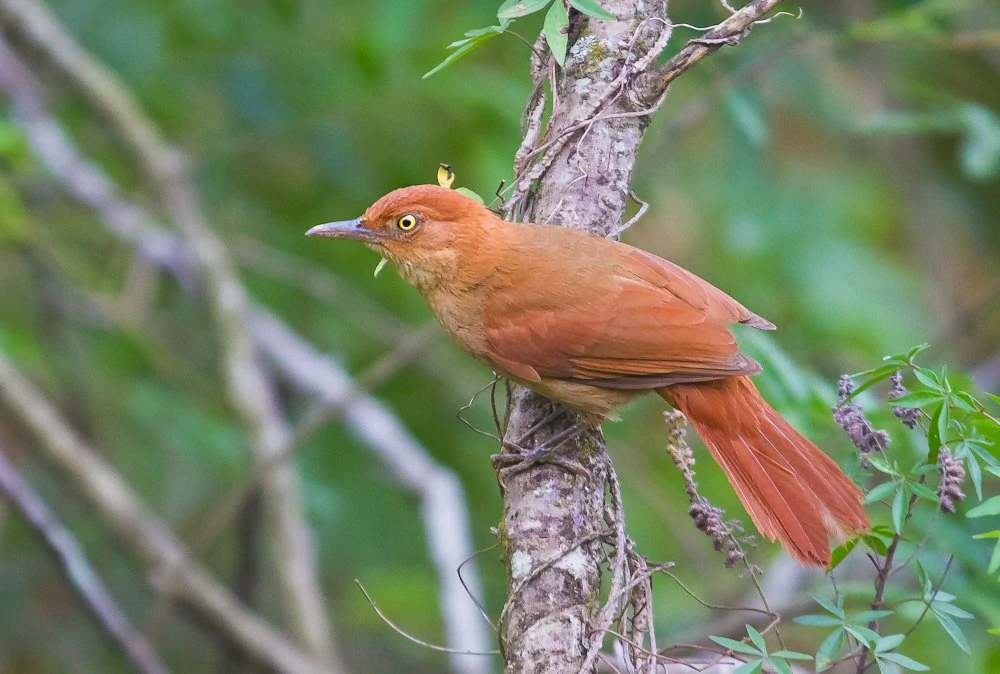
[355,581,500,657]
[0,442,172,674]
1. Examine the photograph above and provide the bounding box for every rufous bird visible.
[307,184,870,567]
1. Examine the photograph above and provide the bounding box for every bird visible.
[307,184,870,567]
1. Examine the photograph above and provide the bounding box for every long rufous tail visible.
[657,376,869,567]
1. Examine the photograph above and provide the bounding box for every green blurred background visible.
[1,0,999,672]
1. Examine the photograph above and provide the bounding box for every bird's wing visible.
[482,247,769,389]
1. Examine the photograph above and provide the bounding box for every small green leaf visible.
[745,625,767,652]
[890,391,944,408]
[927,403,944,461]
[794,614,843,627]
[454,187,484,203]
[708,635,762,656]
[830,539,857,569]
[892,485,908,533]
[770,660,793,674]
[912,367,942,389]
[810,593,845,619]
[877,651,930,671]
[874,634,905,653]
[542,0,569,66]
[815,628,845,670]
[865,481,898,504]
[867,455,896,475]
[967,496,1000,518]
[733,661,764,674]
[497,0,550,19]
[911,481,939,502]
[932,611,971,654]
[989,538,1000,575]
[771,650,813,660]
[987,393,1000,407]
[931,601,974,620]
[843,623,880,645]
[568,0,617,20]
[853,610,894,623]
[423,24,507,78]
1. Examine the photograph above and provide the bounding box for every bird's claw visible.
[491,443,590,488]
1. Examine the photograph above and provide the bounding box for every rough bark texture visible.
[499,1,670,671]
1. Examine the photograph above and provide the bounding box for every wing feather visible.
[482,240,768,389]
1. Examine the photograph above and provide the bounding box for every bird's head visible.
[307,184,496,290]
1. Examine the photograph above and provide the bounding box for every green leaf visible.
[423,23,508,78]
[771,650,813,660]
[890,390,944,408]
[850,362,897,381]
[843,623,880,645]
[497,0,550,19]
[892,484,908,533]
[931,601,974,620]
[542,0,569,66]
[867,455,897,475]
[931,611,971,654]
[865,480,899,504]
[842,368,895,401]
[568,0,617,20]
[454,187,484,203]
[810,593,845,619]
[877,651,930,671]
[769,659,793,674]
[916,559,932,595]
[815,628,845,670]
[987,393,1000,407]
[874,633,905,653]
[709,635,762,656]
[745,625,767,652]
[733,661,764,674]
[988,537,1000,575]
[967,495,1000,518]
[913,366,943,391]
[830,539,857,569]
[911,481,939,502]
[927,403,944,461]
[853,610,894,623]
[794,614,843,627]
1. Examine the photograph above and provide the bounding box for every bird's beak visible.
[305,218,379,242]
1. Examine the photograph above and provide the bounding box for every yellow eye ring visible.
[397,214,417,231]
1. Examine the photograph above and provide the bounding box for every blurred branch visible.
[638,0,787,105]
[0,11,491,669]
[250,311,493,674]
[0,349,328,674]
[0,441,172,674]
[0,0,340,664]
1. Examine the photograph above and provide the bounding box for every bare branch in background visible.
[0,349,327,674]
[0,13,491,669]
[0,0,340,662]
[0,441,173,674]
[251,312,493,674]
[637,0,788,105]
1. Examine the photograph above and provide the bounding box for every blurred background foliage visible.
[1,0,999,672]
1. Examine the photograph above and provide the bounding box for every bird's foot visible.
[491,420,591,487]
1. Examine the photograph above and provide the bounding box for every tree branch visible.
[0,441,172,674]
[0,348,327,674]
[0,0,339,663]
[637,0,787,105]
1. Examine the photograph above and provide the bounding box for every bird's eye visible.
[396,214,418,231]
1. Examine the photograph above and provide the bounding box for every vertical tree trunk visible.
[498,2,670,671]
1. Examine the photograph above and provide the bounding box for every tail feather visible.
[658,376,869,567]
